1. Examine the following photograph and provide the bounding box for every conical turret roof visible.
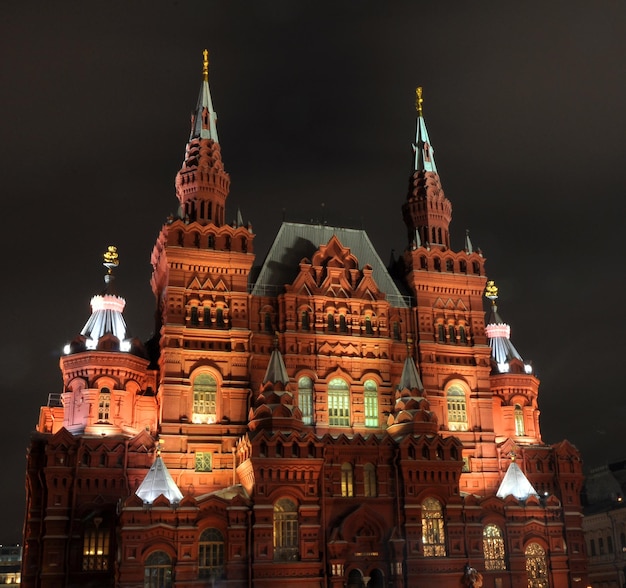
[135,455,183,505]
[496,459,539,500]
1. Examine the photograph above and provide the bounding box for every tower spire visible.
[402,87,451,249]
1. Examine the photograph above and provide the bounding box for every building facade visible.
[22,53,588,588]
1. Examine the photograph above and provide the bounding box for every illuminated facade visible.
[22,54,588,588]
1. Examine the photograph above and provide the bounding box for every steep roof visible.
[135,455,183,505]
[496,460,538,500]
[251,222,409,308]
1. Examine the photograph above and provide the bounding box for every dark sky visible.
[2,0,626,543]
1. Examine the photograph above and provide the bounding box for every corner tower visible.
[150,51,255,494]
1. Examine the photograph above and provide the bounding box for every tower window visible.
[301,310,310,331]
[98,389,111,422]
[365,316,373,335]
[192,374,217,424]
[514,404,525,436]
[339,315,347,333]
[190,306,199,326]
[328,378,350,426]
[364,379,378,428]
[199,528,224,579]
[274,499,298,561]
[422,498,446,556]
[298,376,314,425]
[447,385,468,431]
[341,463,354,497]
[327,314,336,332]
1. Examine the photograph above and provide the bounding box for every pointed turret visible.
[484,281,531,375]
[135,451,184,505]
[402,88,452,249]
[496,457,539,500]
[175,50,230,226]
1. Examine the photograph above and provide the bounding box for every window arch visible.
[525,542,549,588]
[483,524,506,570]
[328,378,350,426]
[447,385,468,431]
[364,379,378,428]
[274,498,298,561]
[515,404,525,436]
[364,463,377,497]
[422,498,446,556]
[192,373,217,424]
[341,463,354,497]
[298,376,314,425]
[198,528,224,579]
[144,551,172,588]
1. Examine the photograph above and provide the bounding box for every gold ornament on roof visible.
[485,280,498,302]
[103,245,119,275]
[415,87,424,117]
[202,49,209,82]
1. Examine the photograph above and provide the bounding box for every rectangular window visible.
[195,452,212,472]
[364,391,378,427]
[82,527,109,571]
[328,392,350,426]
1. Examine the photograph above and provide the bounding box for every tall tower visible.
[402,89,503,496]
[150,51,256,493]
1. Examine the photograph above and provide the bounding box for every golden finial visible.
[415,87,424,117]
[103,245,119,275]
[157,438,165,456]
[202,49,209,82]
[485,280,498,302]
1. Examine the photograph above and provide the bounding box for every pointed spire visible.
[484,281,530,374]
[464,229,474,254]
[412,87,437,173]
[135,453,184,505]
[263,338,289,385]
[190,49,219,142]
[496,457,539,500]
[398,339,424,391]
[236,206,244,228]
[402,88,452,250]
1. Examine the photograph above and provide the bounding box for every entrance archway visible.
[366,568,385,588]
[347,569,364,588]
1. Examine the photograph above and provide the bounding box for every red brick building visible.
[22,53,588,588]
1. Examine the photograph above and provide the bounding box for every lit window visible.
[144,551,172,588]
[298,377,314,425]
[195,452,212,472]
[483,524,506,570]
[98,389,111,422]
[341,463,354,497]
[193,374,217,424]
[198,528,224,579]
[514,404,525,436]
[82,522,109,571]
[328,378,350,426]
[525,543,548,588]
[274,499,298,561]
[447,385,468,431]
[422,498,446,557]
[364,463,377,497]
[364,380,378,428]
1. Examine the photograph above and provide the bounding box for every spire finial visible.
[415,87,424,117]
[103,245,119,276]
[485,280,498,304]
[202,49,209,82]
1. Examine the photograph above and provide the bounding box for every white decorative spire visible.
[412,87,437,173]
[496,458,539,500]
[135,453,183,505]
[190,49,219,142]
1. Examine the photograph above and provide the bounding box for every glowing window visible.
[274,499,298,561]
[298,377,314,425]
[364,463,377,497]
[525,543,549,588]
[193,374,217,424]
[82,523,109,571]
[144,551,172,588]
[447,386,468,431]
[341,463,354,497]
[198,528,224,579]
[483,524,506,570]
[422,498,446,557]
[98,389,111,422]
[328,378,350,426]
[515,404,525,436]
[364,380,378,428]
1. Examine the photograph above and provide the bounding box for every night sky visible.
[2,1,626,544]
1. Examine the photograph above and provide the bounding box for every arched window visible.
[525,543,549,588]
[301,310,310,331]
[98,389,111,422]
[422,498,446,556]
[198,528,225,579]
[216,307,225,328]
[483,524,506,570]
[192,374,217,424]
[328,313,336,332]
[274,499,298,561]
[203,306,211,327]
[339,315,348,333]
[298,376,314,425]
[438,324,446,342]
[515,404,525,436]
[447,385,468,431]
[82,520,109,571]
[364,379,378,428]
[144,551,172,588]
[448,324,456,343]
[341,463,354,497]
[328,378,350,426]
[364,463,377,497]
[190,306,199,326]
[459,325,467,344]
[365,316,373,335]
